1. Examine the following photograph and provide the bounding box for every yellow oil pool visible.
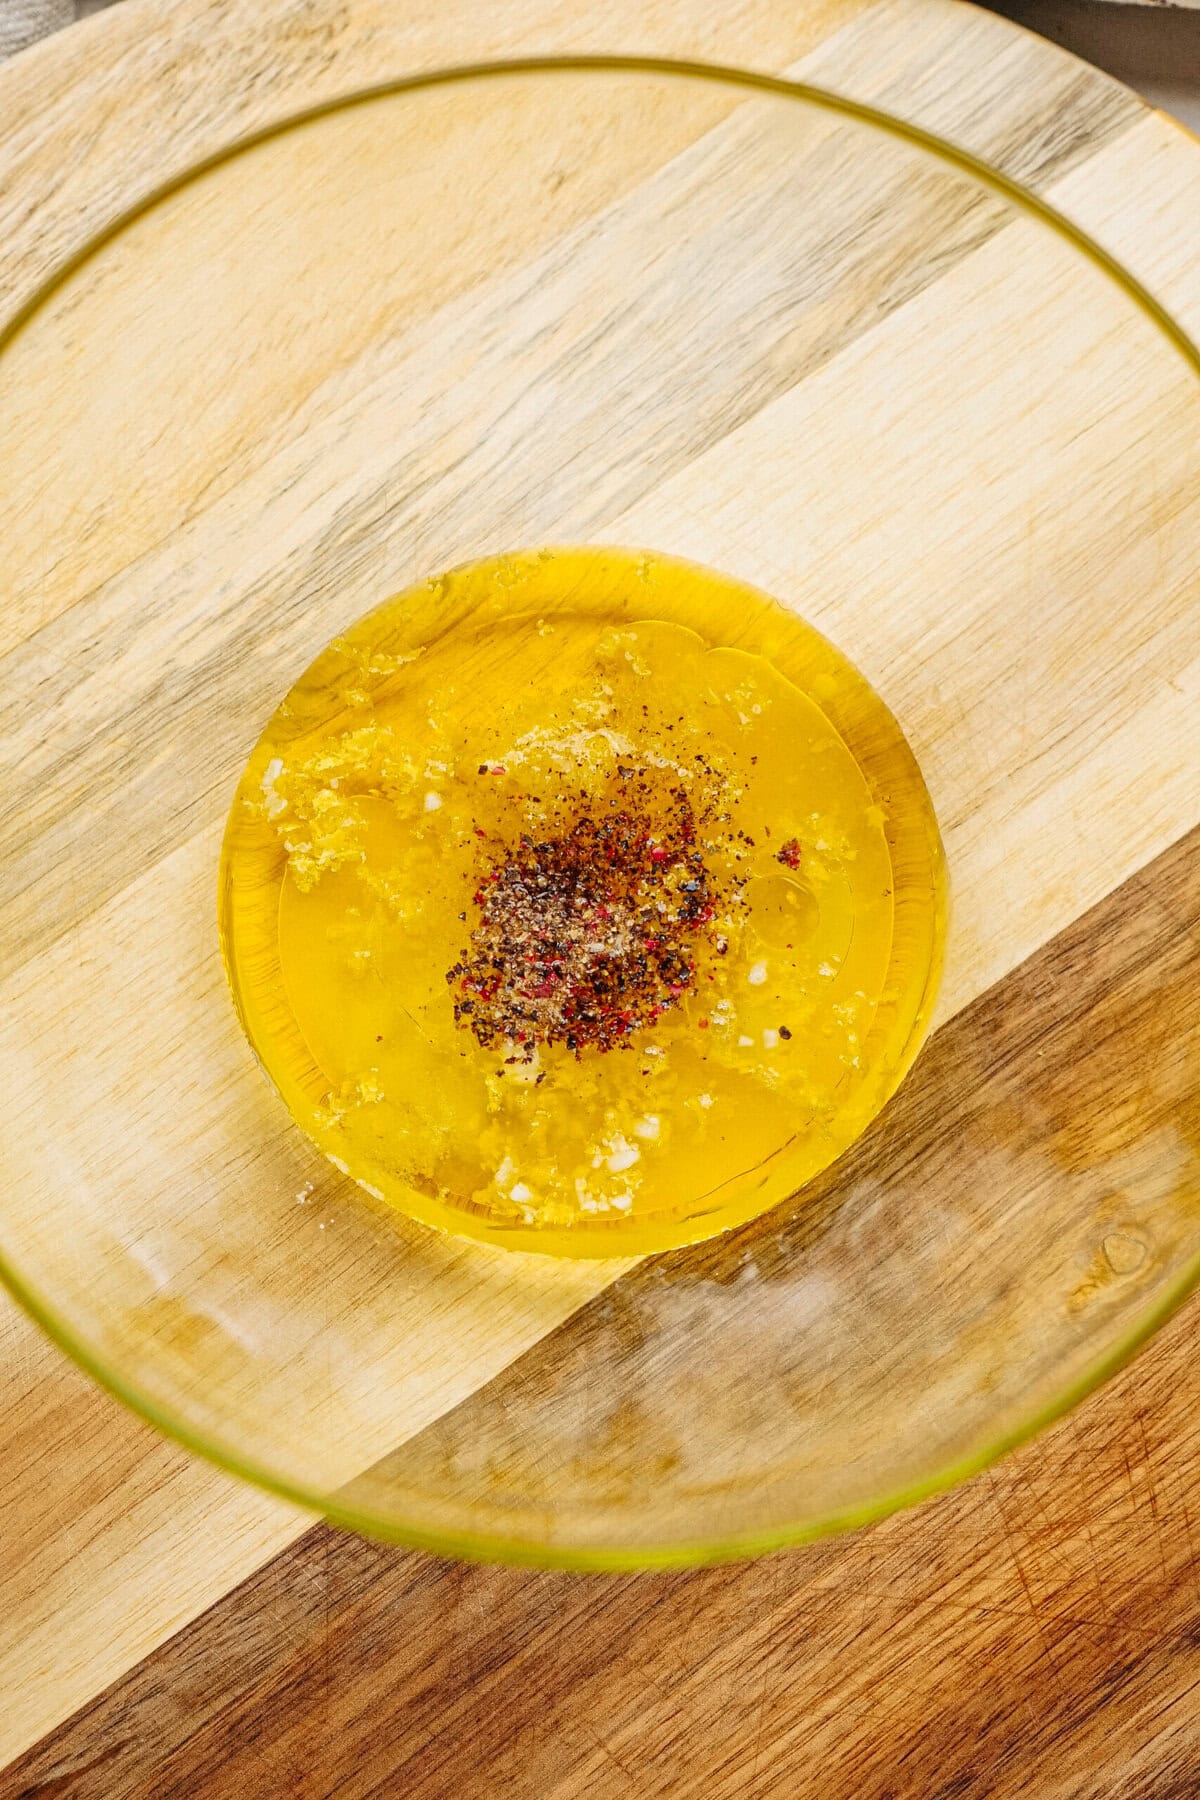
[220,547,945,1255]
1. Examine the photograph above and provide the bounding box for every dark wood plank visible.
[5,827,1199,1800]
[6,1312,1200,1800]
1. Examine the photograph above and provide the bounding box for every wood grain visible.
[4,826,1200,1797]
[1,0,1199,1782]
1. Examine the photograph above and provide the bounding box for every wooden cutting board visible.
[1,0,1199,1792]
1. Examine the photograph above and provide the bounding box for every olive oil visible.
[220,547,945,1255]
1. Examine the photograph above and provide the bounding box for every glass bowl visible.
[1,59,1198,1567]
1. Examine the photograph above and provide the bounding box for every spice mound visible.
[448,772,723,1059]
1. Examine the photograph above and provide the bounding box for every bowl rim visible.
[3,52,1200,1569]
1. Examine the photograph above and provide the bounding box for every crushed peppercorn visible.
[447,768,726,1059]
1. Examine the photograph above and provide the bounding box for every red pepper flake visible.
[697,1017,709,1029]
[776,837,802,870]
[447,767,724,1059]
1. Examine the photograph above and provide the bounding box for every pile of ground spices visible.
[447,769,725,1060]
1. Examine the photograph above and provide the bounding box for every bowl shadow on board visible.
[334,823,1200,1559]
